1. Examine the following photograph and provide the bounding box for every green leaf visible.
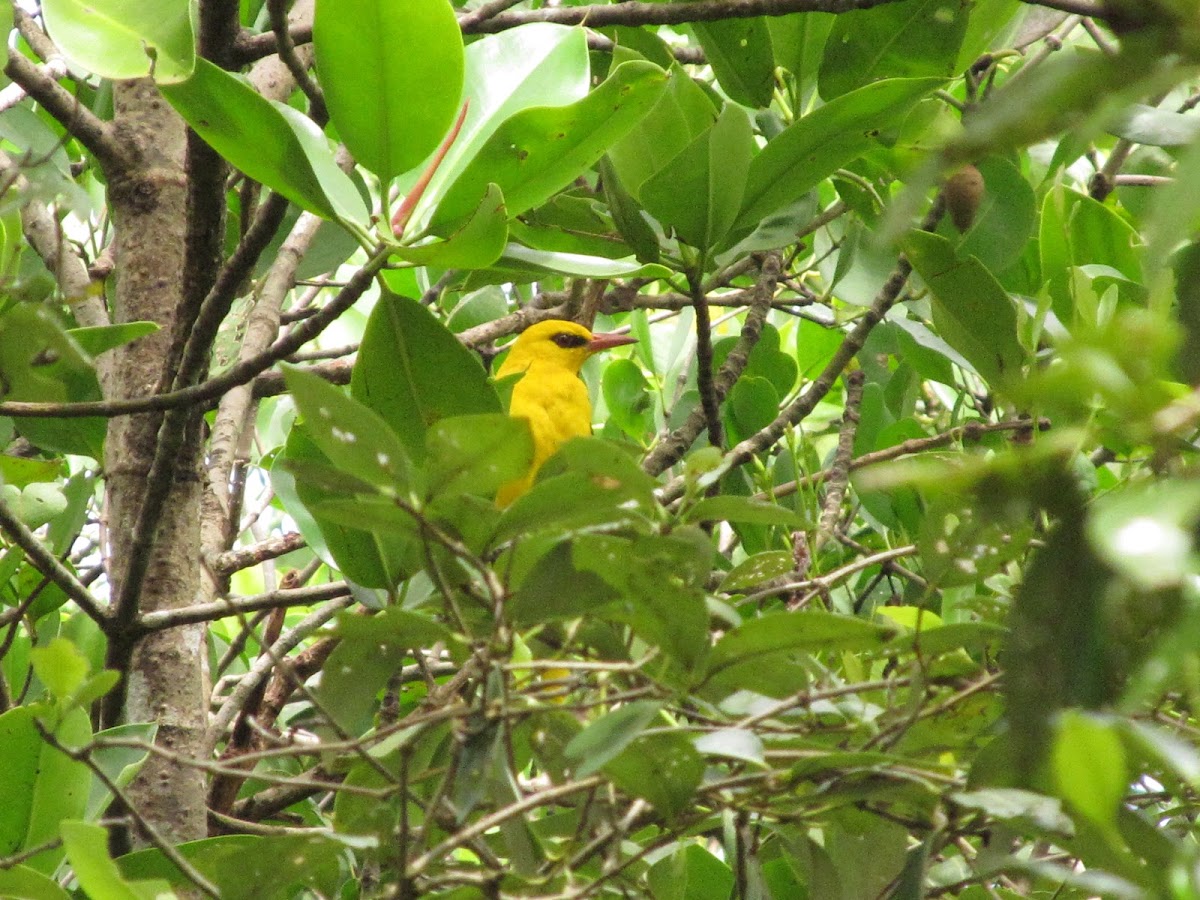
[404,23,591,232]
[719,550,795,592]
[479,244,672,280]
[818,0,969,98]
[1087,481,1200,591]
[352,292,500,466]
[314,0,463,181]
[424,413,534,499]
[282,365,414,494]
[703,613,895,697]
[30,638,89,701]
[0,706,91,876]
[0,865,71,900]
[432,60,669,229]
[950,788,1074,835]
[318,608,455,735]
[735,78,942,234]
[43,0,195,83]
[61,821,169,900]
[649,844,735,900]
[508,540,620,625]
[160,59,363,223]
[682,495,801,527]
[390,184,508,270]
[950,155,1037,275]
[1053,712,1127,838]
[607,61,718,201]
[564,700,661,777]
[601,357,654,439]
[691,18,775,108]
[272,426,397,588]
[68,322,159,357]
[694,728,766,766]
[902,230,1026,387]
[640,103,753,253]
[0,304,105,459]
[605,732,704,819]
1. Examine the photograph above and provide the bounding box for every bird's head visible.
[498,319,636,377]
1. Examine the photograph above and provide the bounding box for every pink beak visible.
[587,332,637,352]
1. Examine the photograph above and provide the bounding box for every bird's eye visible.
[551,332,589,349]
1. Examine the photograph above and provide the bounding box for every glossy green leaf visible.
[818,0,969,98]
[640,103,752,252]
[480,244,671,280]
[648,844,736,900]
[161,60,362,223]
[315,0,462,181]
[424,413,534,499]
[720,550,795,592]
[604,732,704,818]
[283,365,413,494]
[119,834,350,900]
[509,540,620,625]
[903,230,1026,387]
[0,304,105,459]
[601,358,654,438]
[0,706,91,875]
[703,613,895,697]
[683,495,801,527]
[735,78,942,234]
[29,637,88,701]
[391,184,507,270]
[318,608,454,734]
[61,821,169,900]
[433,61,667,230]
[405,23,591,232]
[68,322,159,357]
[599,155,662,263]
[607,61,718,201]
[769,13,833,95]
[691,18,775,108]
[351,291,500,465]
[565,700,661,777]
[0,865,71,900]
[1053,712,1128,837]
[951,156,1038,275]
[43,0,195,83]
[273,427,395,588]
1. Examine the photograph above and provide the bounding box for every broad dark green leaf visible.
[903,230,1026,387]
[564,700,661,777]
[161,60,361,223]
[640,103,753,253]
[351,291,500,465]
[283,365,413,493]
[318,608,454,734]
[648,844,736,900]
[61,821,173,899]
[607,61,718,201]
[314,0,462,181]
[118,833,349,900]
[273,425,394,588]
[691,18,775,108]
[68,322,159,357]
[604,732,704,818]
[425,413,534,499]
[817,0,970,99]
[0,706,91,876]
[44,0,194,83]
[432,61,669,229]
[509,540,620,625]
[950,155,1037,275]
[703,613,895,697]
[391,184,508,270]
[0,305,105,459]
[405,23,591,232]
[734,78,942,234]
[683,495,801,527]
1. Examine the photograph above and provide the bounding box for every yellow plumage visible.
[495,319,636,507]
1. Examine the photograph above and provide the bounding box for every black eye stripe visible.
[551,332,589,349]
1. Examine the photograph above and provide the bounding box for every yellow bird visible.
[495,319,636,507]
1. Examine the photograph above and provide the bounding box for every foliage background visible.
[2,0,1200,897]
